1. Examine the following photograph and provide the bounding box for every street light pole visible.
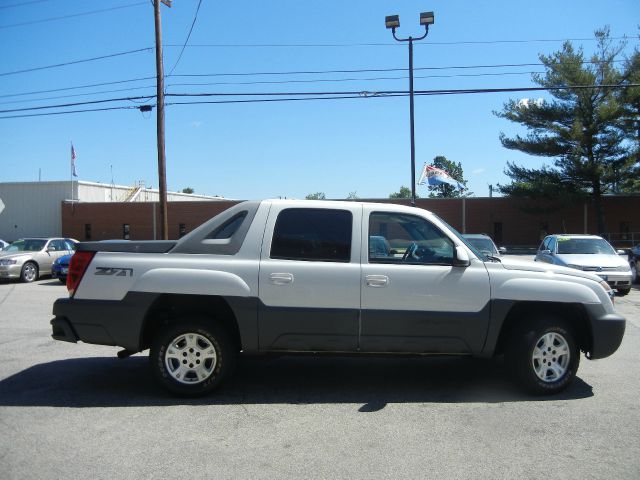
[386,12,434,207]
[408,36,416,207]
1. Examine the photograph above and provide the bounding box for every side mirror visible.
[453,246,470,267]
[617,249,627,256]
[541,249,551,255]
[498,246,507,254]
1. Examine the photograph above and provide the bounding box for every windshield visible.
[465,237,498,255]
[5,239,46,253]
[556,237,616,255]
[432,215,489,260]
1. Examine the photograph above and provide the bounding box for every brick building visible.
[61,195,640,247]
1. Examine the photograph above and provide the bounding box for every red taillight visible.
[66,251,95,296]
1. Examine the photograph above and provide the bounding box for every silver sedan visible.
[0,238,76,283]
[535,234,633,296]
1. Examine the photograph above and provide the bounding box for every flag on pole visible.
[418,163,464,189]
[71,144,78,177]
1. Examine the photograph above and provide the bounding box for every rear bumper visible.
[51,265,68,280]
[585,304,626,359]
[50,317,79,343]
[51,293,159,351]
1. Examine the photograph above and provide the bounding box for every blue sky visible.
[1,0,638,200]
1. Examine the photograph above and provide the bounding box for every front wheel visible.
[20,262,38,283]
[505,315,580,395]
[150,318,236,396]
[616,288,631,297]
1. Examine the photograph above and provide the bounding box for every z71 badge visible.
[95,267,133,277]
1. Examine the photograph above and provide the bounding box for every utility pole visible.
[153,0,170,239]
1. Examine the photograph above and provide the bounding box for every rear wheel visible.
[20,262,38,283]
[150,317,236,396]
[506,314,580,395]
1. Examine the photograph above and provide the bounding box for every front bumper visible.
[0,264,22,279]
[594,272,633,290]
[585,304,626,359]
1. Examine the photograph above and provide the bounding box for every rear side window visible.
[271,208,352,262]
[206,211,248,239]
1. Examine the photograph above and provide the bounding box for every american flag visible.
[71,144,78,177]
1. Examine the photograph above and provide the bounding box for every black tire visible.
[505,314,580,395]
[20,262,39,283]
[58,277,66,284]
[150,317,236,396]
[616,288,631,297]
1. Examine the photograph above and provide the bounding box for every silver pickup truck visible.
[51,200,625,396]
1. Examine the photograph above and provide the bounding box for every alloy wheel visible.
[531,332,571,382]
[164,333,217,385]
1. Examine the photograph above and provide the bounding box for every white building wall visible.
[0,182,71,241]
[0,180,227,242]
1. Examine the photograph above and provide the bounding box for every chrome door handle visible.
[269,273,294,285]
[366,275,388,287]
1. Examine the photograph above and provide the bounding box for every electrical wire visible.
[0,48,153,77]
[0,95,155,114]
[164,36,633,48]
[0,0,56,9]
[0,84,158,106]
[166,0,203,77]
[0,104,141,119]
[0,54,626,84]
[0,70,547,106]
[165,70,545,89]
[1,83,637,118]
[0,1,148,29]
[2,82,638,120]
[0,76,156,98]
[168,59,628,78]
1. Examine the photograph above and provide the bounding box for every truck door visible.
[360,207,491,354]
[258,204,362,352]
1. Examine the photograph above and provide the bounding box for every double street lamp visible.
[385,11,434,206]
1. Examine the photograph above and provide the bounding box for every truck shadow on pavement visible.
[0,354,593,409]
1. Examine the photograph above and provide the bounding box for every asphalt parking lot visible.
[1,277,639,479]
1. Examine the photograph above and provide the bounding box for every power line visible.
[0,104,141,119]
[1,83,637,117]
[0,70,545,106]
[2,83,638,120]
[167,0,203,77]
[164,36,633,48]
[168,59,627,78]
[0,84,157,106]
[0,1,147,29]
[0,49,627,82]
[0,48,153,77]
[0,76,156,98]
[0,0,56,10]
[0,94,155,114]
[0,58,628,103]
[165,70,545,89]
